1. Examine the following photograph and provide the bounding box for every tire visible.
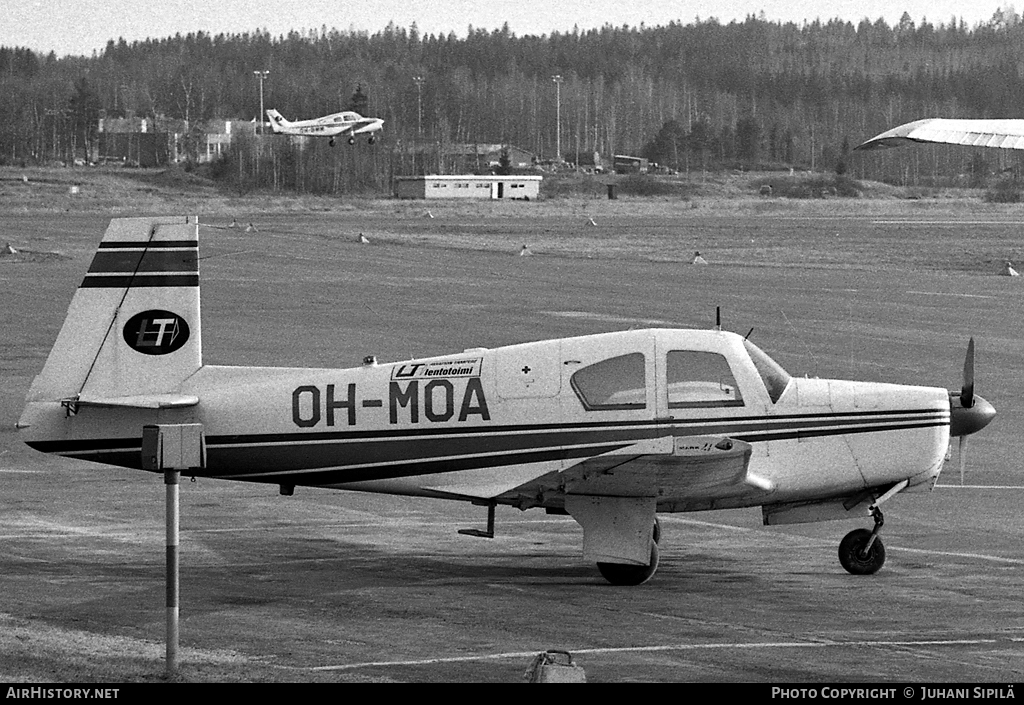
[597,542,659,586]
[838,528,886,575]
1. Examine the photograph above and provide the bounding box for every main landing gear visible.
[597,518,661,586]
[838,506,887,575]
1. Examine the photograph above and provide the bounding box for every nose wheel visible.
[838,507,886,575]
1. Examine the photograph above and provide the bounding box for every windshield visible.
[743,339,792,404]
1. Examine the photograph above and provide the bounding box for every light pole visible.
[413,76,424,137]
[551,74,563,165]
[253,70,269,134]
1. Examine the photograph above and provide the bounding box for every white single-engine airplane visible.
[265,108,383,146]
[857,118,1024,151]
[18,217,997,585]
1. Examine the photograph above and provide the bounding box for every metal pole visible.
[254,71,269,134]
[413,76,424,175]
[165,469,179,676]
[413,76,424,137]
[552,75,563,164]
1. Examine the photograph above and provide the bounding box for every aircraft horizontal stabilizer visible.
[67,393,200,410]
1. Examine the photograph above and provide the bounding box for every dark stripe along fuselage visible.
[28,407,949,486]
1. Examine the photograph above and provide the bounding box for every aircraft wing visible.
[856,118,1024,151]
[498,435,774,509]
[351,118,383,134]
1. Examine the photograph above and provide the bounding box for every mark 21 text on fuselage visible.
[291,358,491,428]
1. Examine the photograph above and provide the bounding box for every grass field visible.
[1,167,1022,682]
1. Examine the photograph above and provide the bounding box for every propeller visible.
[948,337,996,485]
[960,337,975,409]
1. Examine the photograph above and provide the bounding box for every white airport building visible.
[394,175,542,200]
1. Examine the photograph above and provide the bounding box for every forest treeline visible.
[5,8,1024,192]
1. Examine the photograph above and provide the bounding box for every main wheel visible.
[838,528,886,575]
[597,541,659,586]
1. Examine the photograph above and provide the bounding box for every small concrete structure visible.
[395,175,542,200]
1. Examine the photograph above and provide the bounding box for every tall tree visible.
[68,76,100,162]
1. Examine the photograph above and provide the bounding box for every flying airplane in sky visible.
[265,108,384,146]
[18,217,997,585]
[856,118,1024,151]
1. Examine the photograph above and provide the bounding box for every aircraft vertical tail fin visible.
[26,216,202,405]
[265,109,289,132]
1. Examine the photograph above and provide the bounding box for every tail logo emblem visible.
[123,310,190,355]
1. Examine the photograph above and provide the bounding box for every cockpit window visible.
[570,353,646,410]
[743,339,792,404]
[666,351,744,408]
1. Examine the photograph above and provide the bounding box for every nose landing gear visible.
[838,506,887,575]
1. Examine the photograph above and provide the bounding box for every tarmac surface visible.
[2,207,1023,682]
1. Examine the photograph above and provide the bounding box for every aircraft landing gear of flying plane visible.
[597,518,661,586]
[329,138,336,147]
[368,135,376,144]
[838,507,886,575]
[348,136,356,145]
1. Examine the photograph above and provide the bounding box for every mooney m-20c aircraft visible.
[265,108,383,146]
[18,217,997,585]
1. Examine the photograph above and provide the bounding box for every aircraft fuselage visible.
[20,329,951,515]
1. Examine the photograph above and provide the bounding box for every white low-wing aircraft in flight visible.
[265,108,384,146]
[18,217,996,585]
[856,118,1024,151]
